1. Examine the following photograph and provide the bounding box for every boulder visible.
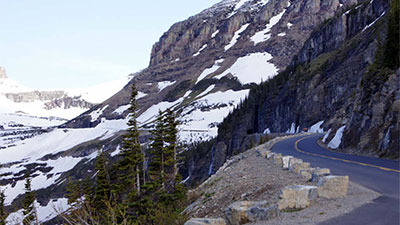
[299,168,316,181]
[273,154,283,166]
[290,162,310,174]
[282,156,293,169]
[225,201,279,225]
[185,218,226,225]
[266,152,275,160]
[311,168,331,182]
[288,158,303,171]
[278,185,318,210]
[317,175,349,199]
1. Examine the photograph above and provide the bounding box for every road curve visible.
[272,134,400,225]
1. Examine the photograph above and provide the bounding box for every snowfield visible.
[215,52,278,84]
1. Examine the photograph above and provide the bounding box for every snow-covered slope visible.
[0,66,131,122]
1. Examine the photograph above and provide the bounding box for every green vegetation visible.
[22,173,38,225]
[62,84,187,224]
[362,0,399,86]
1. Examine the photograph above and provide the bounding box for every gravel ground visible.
[185,135,381,224]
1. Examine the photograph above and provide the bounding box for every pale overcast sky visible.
[0,0,219,89]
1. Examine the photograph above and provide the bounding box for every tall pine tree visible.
[114,84,144,200]
[22,172,38,225]
[147,110,166,190]
[92,149,111,211]
[163,109,179,192]
[0,190,6,225]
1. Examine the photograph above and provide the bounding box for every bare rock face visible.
[5,91,94,110]
[317,175,349,199]
[0,67,7,79]
[278,185,318,210]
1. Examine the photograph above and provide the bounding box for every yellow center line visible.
[294,136,400,173]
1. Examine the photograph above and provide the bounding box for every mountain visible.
[0,0,398,223]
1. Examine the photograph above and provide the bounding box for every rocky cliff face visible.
[5,91,94,110]
[208,0,396,182]
[66,0,353,144]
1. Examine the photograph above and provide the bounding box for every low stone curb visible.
[184,134,350,225]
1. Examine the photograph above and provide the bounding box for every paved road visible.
[272,134,400,225]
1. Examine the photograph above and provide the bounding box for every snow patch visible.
[277,32,286,36]
[263,128,271,134]
[362,11,386,32]
[158,80,176,92]
[211,30,220,38]
[328,126,346,149]
[193,44,208,57]
[90,105,108,122]
[196,59,224,84]
[113,104,130,115]
[225,23,250,51]
[137,97,184,124]
[6,198,69,224]
[309,121,324,133]
[322,129,331,143]
[251,9,286,45]
[286,123,296,134]
[215,52,278,84]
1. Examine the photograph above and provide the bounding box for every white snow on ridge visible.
[113,104,130,115]
[215,52,278,84]
[196,59,224,84]
[137,97,184,124]
[0,117,128,204]
[0,112,66,128]
[225,23,250,51]
[328,125,346,149]
[226,0,252,18]
[179,89,249,143]
[362,11,386,32]
[90,105,109,122]
[251,9,287,45]
[158,80,176,92]
[197,85,216,98]
[193,44,208,56]
[137,91,147,99]
[65,75,131,104]
[211,30,220,38]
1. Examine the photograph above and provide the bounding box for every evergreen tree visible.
[92,149,110,211]
[147,110,166,191]
[0,190,6,225]
[163,109,179,192]
[114,84,144,199]
[384,0,400,69]
[22,172,38,225]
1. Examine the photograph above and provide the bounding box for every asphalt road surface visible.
[272,134,400,225]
